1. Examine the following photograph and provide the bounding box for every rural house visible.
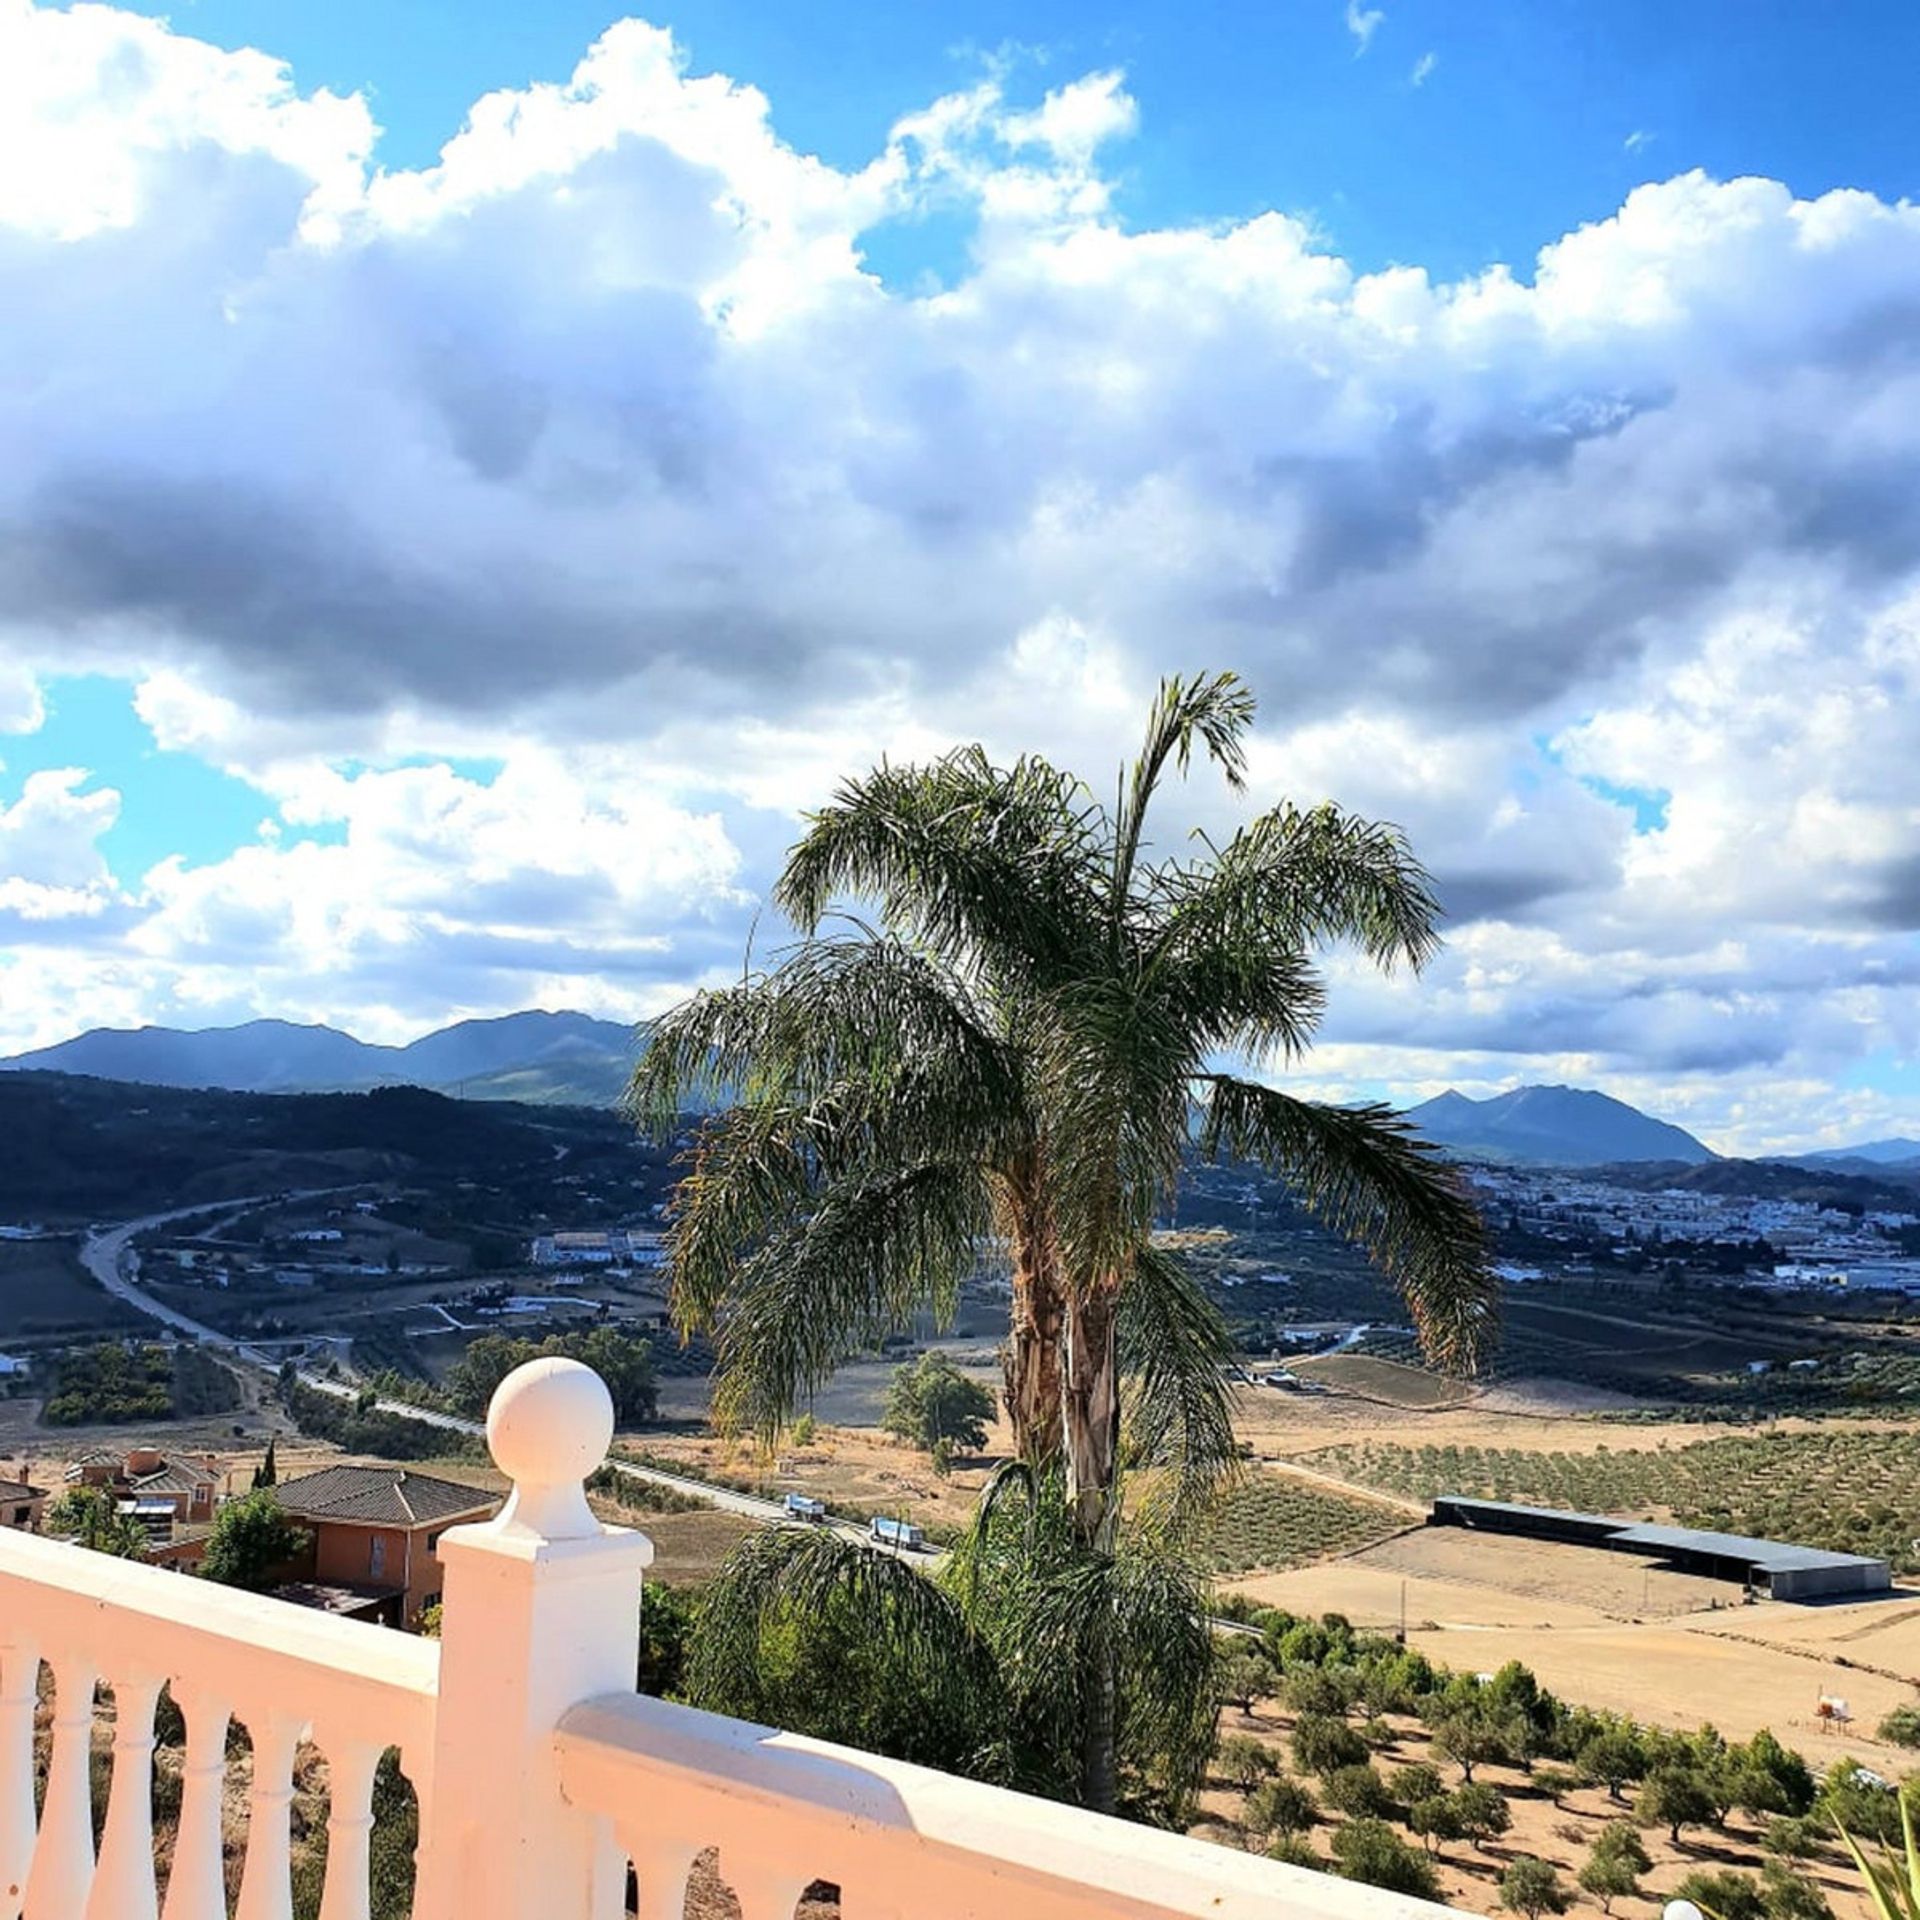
[65,1444,219,1531]
[0,1477,46,1531]
[274,1464,499,1625]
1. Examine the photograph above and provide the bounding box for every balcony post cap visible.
[486,1357,613,1540]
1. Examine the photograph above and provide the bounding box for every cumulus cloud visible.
[2,3,1919,1145]
[1411,51,1438,86]
[0,767,119,919]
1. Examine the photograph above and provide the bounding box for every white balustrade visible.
[161,1689,230,1920]
[23,1657,95,1920]
[316,1736,382,1920]
[86,1669,163,1920]
[2,1523,435,1920]
[1,1355,1452,1920]
[0,1642,37,1919]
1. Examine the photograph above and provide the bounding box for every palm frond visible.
[625,933,1023,1142]
[1121,1241,1242,1525]
[773,748,1104,991]
[699,1155,991,1438]
[942,1469,1215,1810]
[685,1525,1003,1778]
[1198,1075,1495,1374]
[1111,671,1255,927]
[1834,1804,1920,1920]
[1032,975,1201,1280]
[1152,799,1443,987]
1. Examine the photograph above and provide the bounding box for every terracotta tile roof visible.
[274,1466,498,1529]
[128,1462,216,1495]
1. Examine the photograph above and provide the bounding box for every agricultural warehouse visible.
[1430,1495,1892,1600]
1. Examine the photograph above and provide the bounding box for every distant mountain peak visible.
[1791,1136,1920,1171]
[0,1010,641,1109]
[1402,1083,1716,1167]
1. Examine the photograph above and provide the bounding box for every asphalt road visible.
[78,1195,331,1367]
[80,1201,940,1560]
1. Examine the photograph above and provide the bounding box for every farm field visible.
[1196,1688,1882,1920]
[610,1506,759,1585]
[624,1420,1006,1537]
[1225,1527,1920,1764]
[0,1236,142,1342]
[1224,1378,1883,1459]
[1357,1528,1739,1619]
[1226,1529,1743,1631]
[1283,1353,1473,1408]
[1401,1614,1917,1760]
[1308,1429,1920,1572]
[1195,1472,1411,1574]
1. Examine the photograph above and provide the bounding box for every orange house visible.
[274,1466,499,1625]
[66,1446,218,1528]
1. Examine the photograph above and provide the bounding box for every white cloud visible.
[0,663,42,734]
[1345,2,1386,54]
[1625,129,1655,153]
[1411,51,1438,87]
[3,5,1920,1146]
[0,767,118,918]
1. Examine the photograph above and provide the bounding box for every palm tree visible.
[631,670,1492,1542]
[684,1470,1218,1820]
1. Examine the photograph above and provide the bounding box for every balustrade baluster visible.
[733,1864,813,1920]
[582,1815,625,1920]
[22,1657,96,1920]
[161,1689,230,1920]
[628,1839,695,1920]
[235,1712,304,1920]
[316,1736,379,1920]
[86,1670,163,1920]
[0,1641,39,1920]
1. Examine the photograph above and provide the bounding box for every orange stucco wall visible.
[306,1518,469,1621]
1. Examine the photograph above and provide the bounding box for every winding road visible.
[77,1198,932,1557]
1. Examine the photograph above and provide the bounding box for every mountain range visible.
[1402,1084,1719,1166]
[0,1011,639,1108]
[3,1017,1912,1173]
[1785,1138,1920,1176]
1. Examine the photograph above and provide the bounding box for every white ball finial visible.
[486,1357,613,1541]
[1664,1902,1706,1920]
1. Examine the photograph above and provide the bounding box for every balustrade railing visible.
[1,1357,1449,1920]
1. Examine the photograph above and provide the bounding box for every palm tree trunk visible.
[1000,1172,1065,1467]
[1003,1236,1064,1467]
[1061,1286,1121,1549]
[1081,1614,1119,1815]
[1061,1282,1123,1814]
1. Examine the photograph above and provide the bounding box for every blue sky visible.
[4,0,1920,1151]
[108,0,1920,283]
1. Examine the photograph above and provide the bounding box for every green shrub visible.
[1673,1868,1768,1920]
[1877,1705,1920,1749]
[1330,1819,1440,1900]
[1245,1775,1318,1839]
[1499,1855,1570,1920]
[1291,1713,1368,1779]
[1216,1733,1277,1791]
[1322,1763,1395,1820]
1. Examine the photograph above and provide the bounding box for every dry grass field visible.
[630,1423,1003,1534]
[1228,1527,1920,1764]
